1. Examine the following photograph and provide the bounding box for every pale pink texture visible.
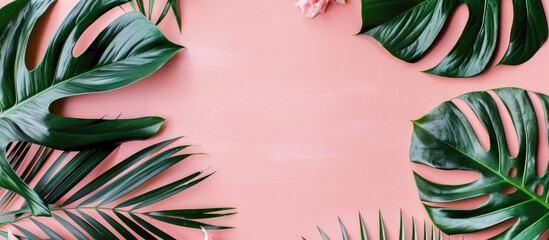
[2,0,549,239]
[295,0,345,18]
[7,229,16,240]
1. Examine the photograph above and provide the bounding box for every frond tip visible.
[307,211,453,240]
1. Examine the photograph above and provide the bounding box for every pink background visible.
[3,0,549,239]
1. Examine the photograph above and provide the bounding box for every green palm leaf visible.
[411,87,549,238]
[0,139,234,238]
[359,0,548,78]
[127,0,182,29]
[303,211,448,240]
[0,0,182,216]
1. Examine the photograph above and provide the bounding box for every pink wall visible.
[4,0,549,239]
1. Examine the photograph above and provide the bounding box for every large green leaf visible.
[411,87,549,238]
[0,139,234,238]
[359,0,548,78]
[0,0,181,216]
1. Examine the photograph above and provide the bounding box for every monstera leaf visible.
[0,139,233,238]
[0,0,181,216]
[303,211,447,240]
[411,87,549,238]
[360,0,548,77]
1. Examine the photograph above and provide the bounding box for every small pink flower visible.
[295,0,345,18]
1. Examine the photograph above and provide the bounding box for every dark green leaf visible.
[77,210,118,240]
[9,142,30,171]
[30,218,63,240]
[0,230,29,240]
[79,148,190,206]
[114,211,156,239]
[0,0,181,215]
[43,147,118,203]
[2,139,232,238]
[423,222,428,240]
[97,210,137,240]
[34,151,69,194]
[53,214,88,239]
[0,152,49,216]
[64,138,181,205]
[156,1,172,25]
[500,0,548,65]
[146,208,236,219]
[412,218,417,240]
[400,210,405,240]
[13,224,40,240]
[63,210,105,239]
[135,0,146,14]
[130,172,212,210]
[20,146,52,184]
[97,154,194,206]
[359,212,367,240]
[147,214,232,230]
[411,87,549,238]
[305,212,446,240]
[129,1,137,11]
[379,212,386,240]
[130,212,176,240]
[317,226,329,240]
[338,217,349,240]
[149,0,155,20]
[360,0,548,77]
[169,0,182,30]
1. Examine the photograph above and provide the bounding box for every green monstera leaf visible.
[411,87,549,238]
[0,0,181,216]
[360,0,548,78]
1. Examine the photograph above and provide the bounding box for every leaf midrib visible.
[413,122,549,212]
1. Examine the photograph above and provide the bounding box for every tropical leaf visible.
[303,211,449,240]
[411,87,549,238]
[359,0,548,78]
[0,0,182,216]
[125,0,182,29]
[0,138,234,239]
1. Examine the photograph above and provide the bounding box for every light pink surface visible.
[4,0,549,239]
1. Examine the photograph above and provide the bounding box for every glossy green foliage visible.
[0,0,181,216]
[360,0,548,78]
[303,211,448,240]
[128,0,182,29]
[0,139,234,238]
[411,87,549,238]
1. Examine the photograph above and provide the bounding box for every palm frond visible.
[126,0,182,30]
[303,211,454,240]
[0,138,234,239]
